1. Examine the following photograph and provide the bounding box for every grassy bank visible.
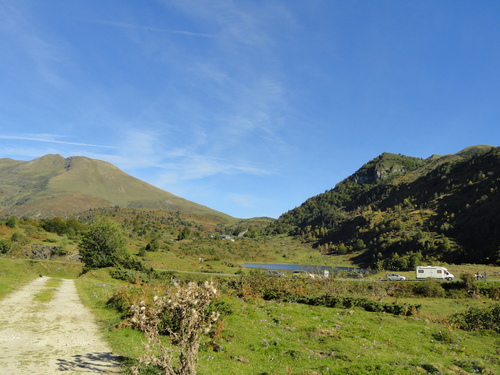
[74,268,500,375]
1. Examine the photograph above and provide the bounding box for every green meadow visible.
[1,257,499,374]
[74,267,500,375]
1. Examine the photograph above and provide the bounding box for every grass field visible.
[74,269,500,375]
[1,257,499,374]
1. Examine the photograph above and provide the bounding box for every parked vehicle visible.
[416,266,454,281]
[292,270,315,279]
[386,273,406,281]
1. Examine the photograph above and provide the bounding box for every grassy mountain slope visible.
[0,154,231,219]
[273,145,500,267]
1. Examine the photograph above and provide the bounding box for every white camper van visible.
[416,266,454,281]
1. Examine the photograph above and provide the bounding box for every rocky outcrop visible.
[30,245,59,259]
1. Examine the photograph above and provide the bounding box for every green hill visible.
[0,154,231,219]
[272,145,500,267]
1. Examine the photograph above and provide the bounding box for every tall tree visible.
[79,216,128,271]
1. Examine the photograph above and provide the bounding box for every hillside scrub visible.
[451,304,500,333]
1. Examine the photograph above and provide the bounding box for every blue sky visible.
[0,1,498,219]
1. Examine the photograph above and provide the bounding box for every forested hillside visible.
[271,145,500,269]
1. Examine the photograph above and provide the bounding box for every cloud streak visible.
[0,135,116,149]
[0,1,68,88]
[91,19,215,39]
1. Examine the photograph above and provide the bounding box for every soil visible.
[0,276,123,374]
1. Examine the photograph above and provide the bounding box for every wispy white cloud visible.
[91,19,215,39]
[158,2,292,158]
[0,1,289,211]
[134,148,271,183]
[166,0,283,47]
[227,192,259,209]
[0,134,116,149]
[1,146,63,160]
[89,128,272,183]
[153,157,271,187]
[0,2,68,87]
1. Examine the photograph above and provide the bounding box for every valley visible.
[0,145,499,374]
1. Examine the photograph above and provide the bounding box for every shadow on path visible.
[57,351,125,373]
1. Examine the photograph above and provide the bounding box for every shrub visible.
[459,273,476,290]
[413,278,446,298]
[11,232,29,245]
[0,239,12,254]
[432,329,460,344]
[107,285,168,315]
[130,280,220,375]
[79,216,130,272]
[5,216,17,228]
[295,293,419,315]
[451,304,500,333]
[476,283,500,300]
[41,217,68,235]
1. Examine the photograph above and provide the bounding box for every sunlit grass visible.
[74,270,500,375]
[0,258,40,299]
[2,256,499,374]
[0,258,81,299]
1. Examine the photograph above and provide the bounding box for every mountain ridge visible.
[0,154,231,219]
[271,145,500,267]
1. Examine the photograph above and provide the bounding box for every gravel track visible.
[0,277,123,374]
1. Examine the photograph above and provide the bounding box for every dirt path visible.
[0,276,123,374]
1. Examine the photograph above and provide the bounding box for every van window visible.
[437,270,442,273]
[418,270,424,273]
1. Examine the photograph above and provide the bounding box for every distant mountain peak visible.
[350,152,425,184]
[0,155,231,219]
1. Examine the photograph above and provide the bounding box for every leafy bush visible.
[106,284,171,315]
[109,265,173,284]
[459,273,476,289]
[11,232,30,245]
[294,294,420,316]
[110,267,153,284]
[413,278,445,298]
[79,216,143,272]
[5,216,17,228]
[451,304,500,333]
[0,239,12,254]
[431,329,460,344]
[41,217,87,236]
